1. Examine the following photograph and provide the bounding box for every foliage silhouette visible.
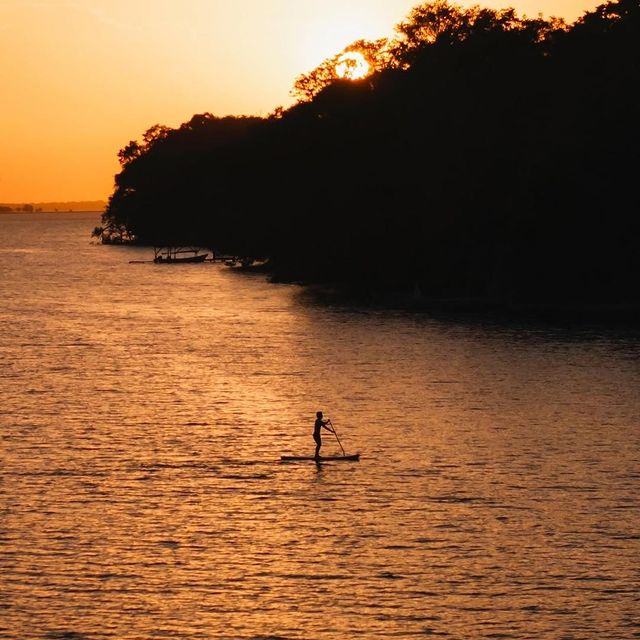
[99,0,639,306]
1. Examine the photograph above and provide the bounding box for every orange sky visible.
[1,0,600,203]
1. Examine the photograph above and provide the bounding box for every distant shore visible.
[0,201,106,213]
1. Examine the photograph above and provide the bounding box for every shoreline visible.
[0,209,104,214]
[233,262,640,324]
[278,277,640,326]
[107,248,640,326]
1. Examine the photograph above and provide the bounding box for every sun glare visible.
[335,51,370,80]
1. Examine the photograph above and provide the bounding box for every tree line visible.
[1,204,41,213]
[97,0,639,305]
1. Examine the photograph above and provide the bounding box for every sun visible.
[335,51,370,80]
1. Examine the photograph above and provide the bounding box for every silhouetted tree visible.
[100,0,640,306]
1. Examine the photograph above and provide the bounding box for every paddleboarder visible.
[313,411,334,459]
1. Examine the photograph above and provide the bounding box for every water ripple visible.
[1,214,639,640]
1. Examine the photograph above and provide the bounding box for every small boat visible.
[153,247,209,264]
[280,453,360,462]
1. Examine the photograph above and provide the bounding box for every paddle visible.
[327,420,346,457]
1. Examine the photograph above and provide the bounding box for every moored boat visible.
[153,247,209,263]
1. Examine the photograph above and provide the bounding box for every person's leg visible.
[314,435,321,458]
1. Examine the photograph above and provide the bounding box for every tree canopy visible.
[98,0,640,305]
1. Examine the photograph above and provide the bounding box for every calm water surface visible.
[1,213,639,639]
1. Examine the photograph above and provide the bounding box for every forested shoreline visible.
[2,202,106,213]
[97,0,639,307]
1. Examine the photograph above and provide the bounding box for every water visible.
[1,212,639,639]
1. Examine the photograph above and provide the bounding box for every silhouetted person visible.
[313,411,333,459]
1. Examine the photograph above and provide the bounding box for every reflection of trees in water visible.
[101,0,640,305]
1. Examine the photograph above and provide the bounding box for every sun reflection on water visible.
[1,213,639,639]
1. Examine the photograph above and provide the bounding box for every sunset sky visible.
[1,0,600,203]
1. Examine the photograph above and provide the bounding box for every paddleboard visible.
[280,453,360,462]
